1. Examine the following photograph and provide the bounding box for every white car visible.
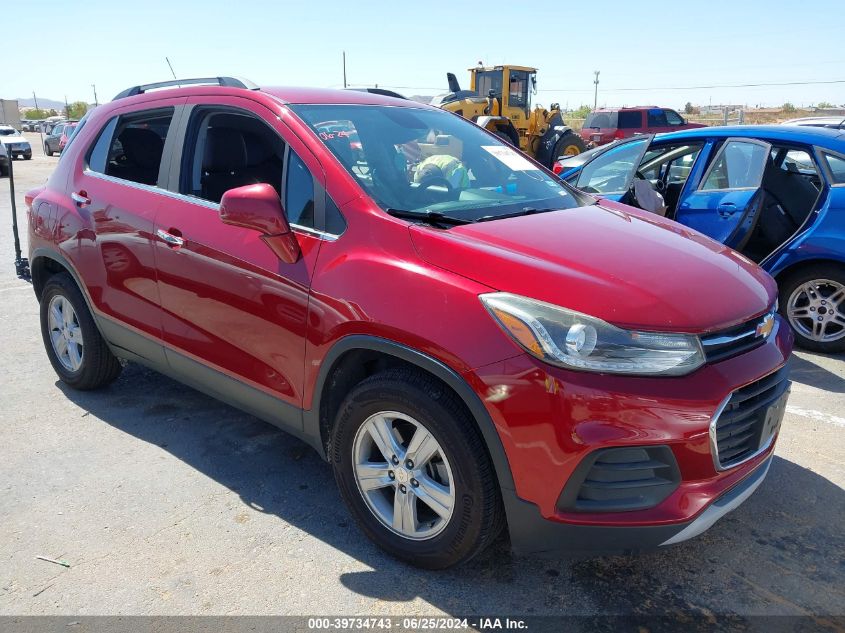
[0,140,8,176]
[781,116,845,130]
[0,125,32,160]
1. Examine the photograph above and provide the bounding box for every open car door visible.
[571,135,654,200]
[675,138,772,249]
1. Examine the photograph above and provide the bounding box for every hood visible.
[409,201,776,334]
[0,136,28,145]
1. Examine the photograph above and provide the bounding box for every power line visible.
[350,78,845,95]
[538,79,845,93]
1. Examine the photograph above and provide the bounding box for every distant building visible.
[0,99,21,129]
[699,104,743,115]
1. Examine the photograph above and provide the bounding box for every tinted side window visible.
[285,151,315,227]
[700,140,768,190]
[103,109,174,186]
[665,110,685,125]
[647,109,668,127]
[823,153,845,184]
[617,111,641,128]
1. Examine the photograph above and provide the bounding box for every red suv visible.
[26,77,792,569]
[581,106,705,146]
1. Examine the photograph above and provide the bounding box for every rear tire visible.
[552,133,586,165]
[40,273,122,389]
[330,368,504,569]
[778,264,845,353]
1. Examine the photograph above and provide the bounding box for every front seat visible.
[201,128,258,203]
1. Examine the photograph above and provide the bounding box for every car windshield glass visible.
[291,104,585,223]
[0,128,19,136]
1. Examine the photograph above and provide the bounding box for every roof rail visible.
[349,87,407,100]
[113,76,258,100]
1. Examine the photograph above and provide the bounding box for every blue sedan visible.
[556,125,845,353]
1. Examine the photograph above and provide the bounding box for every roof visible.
[469,65,537,73]
[260,86,422,107]
[654,124,845,149]
[592,106,660,112]
[107,80,426,110]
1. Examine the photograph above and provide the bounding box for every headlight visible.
[481,292,705,376]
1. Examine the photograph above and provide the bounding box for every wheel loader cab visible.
[469,65,536,120]
[433,63,585,166]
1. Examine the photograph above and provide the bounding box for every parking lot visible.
[1,134,844,620]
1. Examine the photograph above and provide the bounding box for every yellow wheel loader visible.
[430,65,586,168]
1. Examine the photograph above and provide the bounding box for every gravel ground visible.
[0,134,843,620]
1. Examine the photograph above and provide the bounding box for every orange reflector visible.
[491,308,544,356]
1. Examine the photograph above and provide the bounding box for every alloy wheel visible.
[47,295,84,371]
[787,279,845,343]
[352,411,455,540]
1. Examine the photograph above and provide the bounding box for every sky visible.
[3,0,844,112]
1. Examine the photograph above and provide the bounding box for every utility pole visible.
[64,95,69,118]
[32,91,43,144]
[593,71,600,110]
[342,51,347,89]
[91,84,98,107]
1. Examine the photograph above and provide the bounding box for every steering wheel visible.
[415,175,458,202]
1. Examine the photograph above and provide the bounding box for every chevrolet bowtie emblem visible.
[756,313,775,338]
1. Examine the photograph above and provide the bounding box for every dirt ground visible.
[0,134,843,622]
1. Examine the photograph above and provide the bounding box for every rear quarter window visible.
[584,112,617,129]
[822,152,845,184]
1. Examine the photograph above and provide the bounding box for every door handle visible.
[155,228,185,248]
[717,202,737,217]
[71,191,91,207]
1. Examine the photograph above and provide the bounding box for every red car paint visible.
[580,106,706,146]
[27,84,792,553]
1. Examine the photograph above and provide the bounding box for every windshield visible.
[291,104,585,222]
[0,128,20,136]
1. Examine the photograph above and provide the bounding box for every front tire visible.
[40,273,122,389]
[552,132,586,165]
[331,368,504,569]
[779,264,845,353]
[44,143,53,157]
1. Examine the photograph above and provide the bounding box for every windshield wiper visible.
[474,207,561,223]
[386,208,472,226]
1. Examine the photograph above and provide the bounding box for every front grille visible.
[700,311,776,364]
[557,446,680,513]
[711,366,790,470]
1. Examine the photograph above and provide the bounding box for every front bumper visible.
[466,313,792,553]
[505,454,773,554]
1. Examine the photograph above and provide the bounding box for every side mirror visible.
[219,183,301,264]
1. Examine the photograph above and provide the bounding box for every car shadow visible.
[789,351,845,393]
[55,363,845,619]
